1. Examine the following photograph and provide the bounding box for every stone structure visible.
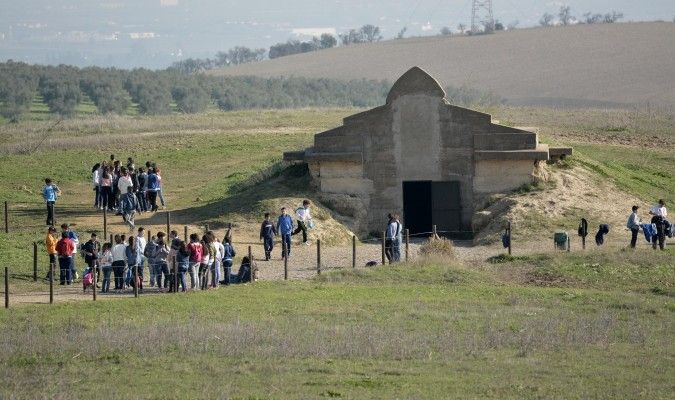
[285,67,571,236]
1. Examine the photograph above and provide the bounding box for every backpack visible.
[188,242,203,262]
[83,271,94,287]
[122,194,136,213]
[144,241,157,259]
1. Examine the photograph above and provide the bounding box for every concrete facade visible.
[285,67,569,236]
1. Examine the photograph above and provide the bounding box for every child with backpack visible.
[100,243,113,293]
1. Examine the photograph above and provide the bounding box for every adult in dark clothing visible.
[260,213,277,261]
[81,233,101,283]
[228,256,255,284]
[136,167,148,212]
[649,199,668,250]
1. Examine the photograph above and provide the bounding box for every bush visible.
[419,237,456,260]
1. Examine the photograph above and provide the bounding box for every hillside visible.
[211,22,675,109]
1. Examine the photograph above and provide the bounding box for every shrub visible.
[419,237,456,260]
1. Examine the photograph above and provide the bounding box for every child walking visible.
[260,213,277,261]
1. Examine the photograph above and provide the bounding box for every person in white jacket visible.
[291,199,312,245]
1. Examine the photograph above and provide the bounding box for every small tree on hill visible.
[558,6,573,25]
[319,33,337,49]
[539,13,554,26]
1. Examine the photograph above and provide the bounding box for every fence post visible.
[173,257,178,293]
[405,229,410,262]
[248,246,253,283]
[205,224,210,233]
[352,235,356,268]
[92,265,97,301]
[109,234,113,246]
[134,264,139,298]
[33,242,38,281]
[433,225,438,239]
[4,201,8,233]
[317,239,321,275]
[283,240,288,280]
[103,208,107,241]
[507,221,512,256]
[567,236,571,252]
[381,231,386,265]
[184,226,188,242]
[147,230,151,243]
[166,212,171,237]
[49,263,54,304]
[4,267,8,309]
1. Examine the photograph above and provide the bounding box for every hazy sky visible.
[1,0,673,68]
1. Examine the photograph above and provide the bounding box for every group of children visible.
[626,199,670,250]
[44,199,316,293]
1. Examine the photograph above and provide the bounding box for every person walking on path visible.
[649,199,668,250]
[260,213,277,261]
[626,205,642,249]
[291,200,312,245]
[45,227,58,281]
[277,207,294,258]
[55,232,74,285]
[121,186,139,233]
[42,178,61,226]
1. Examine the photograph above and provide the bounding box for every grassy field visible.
[1,250,673,399]
[0,104,674,398]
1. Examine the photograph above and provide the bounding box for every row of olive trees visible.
[540,7,623,26]
[0,61,390,121]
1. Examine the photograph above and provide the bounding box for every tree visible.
[171,84,209,114]
[359,25,382,42]
[457,23,467,33]
[340,29,363,45]
[38,67,82,117]
[583,12,603,24]
[494,20,505,31]
[507,20,519,30]
[0,61,38,122]
[396,27,408,39]
[539,13,554,26]
[603,11,624,23]
[319,33,337,49]
[558,6,573,25]
[439,27,452,36]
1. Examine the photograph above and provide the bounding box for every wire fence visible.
[1,199,671,308]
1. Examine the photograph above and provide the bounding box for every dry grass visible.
[212,22,675,109]
[419,237,456,260]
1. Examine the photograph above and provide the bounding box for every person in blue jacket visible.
[276,207,294,259]
[146,168,160,212]
[42,178,61,226]
[260,212,277,261]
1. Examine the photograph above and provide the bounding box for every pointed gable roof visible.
[385,66,446,104]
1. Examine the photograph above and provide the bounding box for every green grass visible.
[1,257,673,399]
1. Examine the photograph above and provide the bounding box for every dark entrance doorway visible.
[402,181,462,236]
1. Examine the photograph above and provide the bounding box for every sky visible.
[0,0,673,68]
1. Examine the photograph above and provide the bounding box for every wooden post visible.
[33,242,38,281]
[283,241,288,280]
[134,264,139,298]
[381,231,386,265]
[567,236,571,252]
[109,234,113,246]
[147,230,151,243]
[433,225,438,239]
[173,257,178,293]
[352,235,356,268]
[92,265,97,301]
[405,229,410,262]
[166,212,171,237]
[184,226,188,242]
[4,201,8,234]
[49,263,54,304]
[317,239,321,275]
[507,221,512,256]
[4,267,8,309]
[103,208,107,241]
[247,246,253,283]
[205,224,210,233]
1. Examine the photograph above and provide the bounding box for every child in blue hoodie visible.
[42,178,61,226]
[276,207,294,259]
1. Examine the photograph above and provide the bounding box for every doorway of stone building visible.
[402,181,462,236]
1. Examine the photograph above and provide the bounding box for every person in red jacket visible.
[55,232,75,285]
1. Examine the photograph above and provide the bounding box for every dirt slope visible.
[211,22,675,109]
